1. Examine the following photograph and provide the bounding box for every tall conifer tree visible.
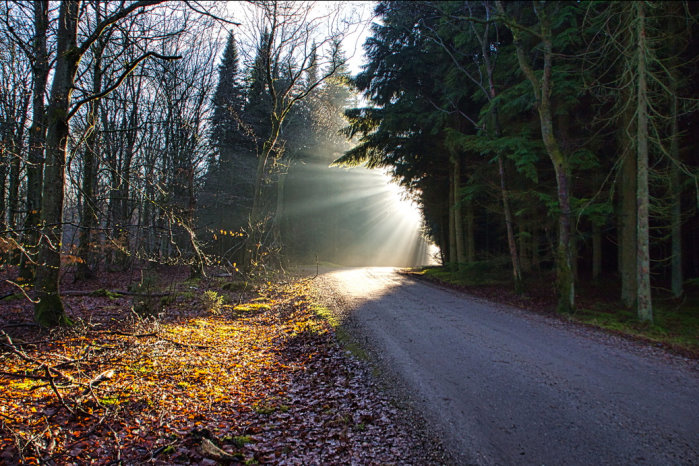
[211,33,246,165]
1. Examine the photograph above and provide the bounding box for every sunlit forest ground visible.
[0,266,440,464]
[410,264,699,358]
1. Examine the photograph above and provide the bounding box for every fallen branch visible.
[159,335,212,350]
[198,438,242,462]
[92,330,157,338]
[1,331,35,362]
[46,366,75,415]
[88,369,115,389]
[1,330,75,383]
[1,322,41,329]
[0,370,51,381]
[77,369,116,402]
[61,290,170,297]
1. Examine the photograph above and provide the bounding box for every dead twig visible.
[3,280,39,303]
[2,330,75,383]
[45,366,75,415]
[1,330,35,362]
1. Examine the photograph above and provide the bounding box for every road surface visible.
[313,267,699,465]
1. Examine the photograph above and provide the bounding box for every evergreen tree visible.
[199,33,256,265]
[210,33,246,165]
[245,30,273,153]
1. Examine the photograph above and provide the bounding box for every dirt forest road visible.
[313,267,699,465]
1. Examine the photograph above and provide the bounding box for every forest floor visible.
[0,266,445,465]
[408,265,699,359]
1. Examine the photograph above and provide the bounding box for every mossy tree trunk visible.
[499,1,574,312]
[34,0,80,327]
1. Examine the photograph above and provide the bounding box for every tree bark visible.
[76,32,105,280]
[244,118,282,268]
[465,196,475,263]
[635,1,652,322]
[34,0,81,327]
[451,154,466,270]
[448,170,456,267]
[489,85,522,291]
[498,155,523,293]
[272,169,287,256]
[619,121,637,307]
[0,140,6,235]
[670,84,683,299]
[8,126,25,235]
[499,2,574,311]
[592,222,602,281]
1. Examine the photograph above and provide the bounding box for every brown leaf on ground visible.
[0,266,439,464]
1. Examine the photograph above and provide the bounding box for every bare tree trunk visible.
[592,222,602,281]
[18,2,49,279]
[451,155,466,270]
[76,32,105,280]
[8,128,25,235]
[498,155,523,293]
[620,126,637,307]
[110,101,138,269]
[244,119,282,268]
[272,169,287,256]
[635,1,652,322]
[488,54,523,291]
[34,0,80,326]
[0,142,6,235]
[448,171,456,267]
[670,85,683,299]
[465,197,475,263]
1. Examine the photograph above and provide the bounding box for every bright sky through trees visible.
[220,0,432,265]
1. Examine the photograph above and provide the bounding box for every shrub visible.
[202,290,224,314]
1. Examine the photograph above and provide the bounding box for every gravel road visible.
[312,267,699,465]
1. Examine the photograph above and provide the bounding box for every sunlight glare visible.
[330,167,437,267]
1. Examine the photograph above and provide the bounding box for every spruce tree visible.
[211,33,246,165]
[199,33,254,264]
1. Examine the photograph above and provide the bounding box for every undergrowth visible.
[414,264,698,357]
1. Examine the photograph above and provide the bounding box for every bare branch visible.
[68,51,181,118]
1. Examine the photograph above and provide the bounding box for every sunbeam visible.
[284,162,439,267]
